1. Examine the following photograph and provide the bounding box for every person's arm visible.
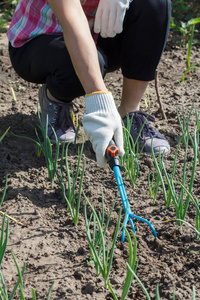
[48,0,124,167]
[48,0,107,94]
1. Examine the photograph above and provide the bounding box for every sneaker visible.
[38,84,77,143]
[122,111,170,155]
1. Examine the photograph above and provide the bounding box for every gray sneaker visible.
[122,111,170,155]
[38,85,76,143]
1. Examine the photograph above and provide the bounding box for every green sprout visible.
[151,100,200,234]
[0,178,54,299]
[83,191,138,300]
[10,87,17,102]
[56,137,85,226]
[0,128,10,143]
[170,17,200,82]
[121,116,141,188]
[148,150,165,205]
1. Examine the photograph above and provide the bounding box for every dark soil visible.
[0,32,200,299]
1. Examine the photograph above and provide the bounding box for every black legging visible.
[9,0,171,102]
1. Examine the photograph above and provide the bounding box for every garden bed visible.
[0,32,200,299]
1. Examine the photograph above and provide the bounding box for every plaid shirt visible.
[7,0,100,47]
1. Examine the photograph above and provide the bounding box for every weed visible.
[170,16,200,81]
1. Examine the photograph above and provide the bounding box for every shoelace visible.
[127,111,158,139]
[53,102,79,132]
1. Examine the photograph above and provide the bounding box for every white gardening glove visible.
[83,92,124,168]
[94,0,132,38]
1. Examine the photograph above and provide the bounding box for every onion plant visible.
[0,179,54,299]
[121,112,157,188]
[56,137,85,226]
[10,87,17,102]
[152,128,199,229]
[11,105,60,188]
[83,191,137,300]
[0,177,25,226]
[121,116,140,188]
[126,268,196,300]
[0,128,10,143]
[180,65,200,83]
[0,216,21,300]
[0,248,54,299]
[148,151,165,205]
[11,250,54,300]
[195,109,200,164]
[176,99,195,147]
[177,182,200,239]
[34,109,60,188]
[12,102,81,189]
[0,178,7,208]
[151,102,200,233]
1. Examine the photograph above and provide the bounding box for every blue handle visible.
[105,140,157,242]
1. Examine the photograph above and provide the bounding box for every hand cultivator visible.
[106,140,157,242]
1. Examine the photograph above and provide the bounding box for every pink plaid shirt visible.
[7,0,100,47]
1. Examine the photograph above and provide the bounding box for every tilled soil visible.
[0,32,200,299]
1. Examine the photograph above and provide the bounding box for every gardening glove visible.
[94,0,132,38]
[83,91,124,168]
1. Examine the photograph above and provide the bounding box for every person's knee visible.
[136,0,170,9]
[131,0,171,18]
[130,0,171,31]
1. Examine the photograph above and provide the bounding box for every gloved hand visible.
[83,91,124,168]
[94,0,132,38]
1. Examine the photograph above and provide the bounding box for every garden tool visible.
[105,140,157,243]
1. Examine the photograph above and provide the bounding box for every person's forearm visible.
[48,0,107,94]
[63,15,107,94]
